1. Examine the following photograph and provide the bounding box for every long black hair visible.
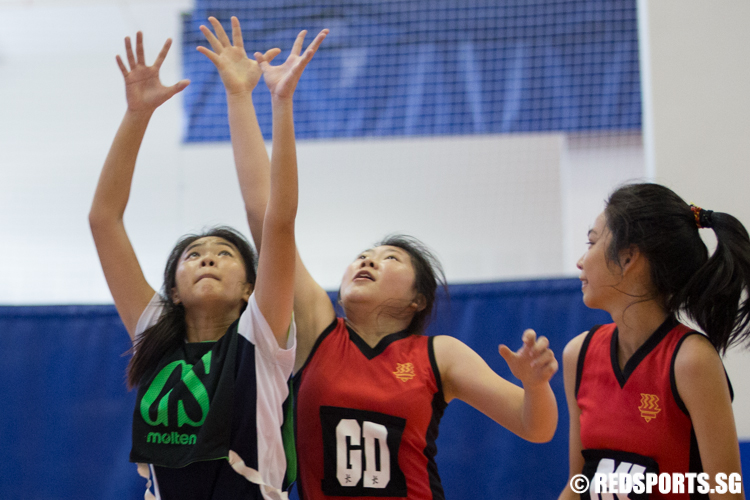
[604,183,750,353]
[127,226,257,388]
[374,234,448,335]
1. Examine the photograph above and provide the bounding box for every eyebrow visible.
[184,241,236,254]
[185,242,205,254]
[384,247,407,256]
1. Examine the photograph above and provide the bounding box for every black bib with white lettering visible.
[320,406,408,497]
[130,321,237,468]
[581,449,659,500]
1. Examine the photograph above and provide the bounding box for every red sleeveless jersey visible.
[576,317,706,499]
[294,318,447,500]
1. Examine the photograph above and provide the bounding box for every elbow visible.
[88,209,104,231]
[521,409,558,443]
[528,422,557,443]
[88,207,122,234]
[522,424,557,444]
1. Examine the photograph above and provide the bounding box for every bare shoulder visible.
[432,335,484,390]
[433,334,467,351]
[433,335,474,365]
[673,333,724,381]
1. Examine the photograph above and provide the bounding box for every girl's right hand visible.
[116,32,189,114]
[198,16,271,96]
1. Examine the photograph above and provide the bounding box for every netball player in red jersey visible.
[559,183,748,500]
[206,18,560,500]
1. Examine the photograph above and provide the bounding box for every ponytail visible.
[605,183,750,354]
[678,210,750,354]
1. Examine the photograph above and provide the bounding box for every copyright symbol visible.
[570,474,590,494]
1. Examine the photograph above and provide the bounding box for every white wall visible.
[0,0,643,303]
[638,0,750,439]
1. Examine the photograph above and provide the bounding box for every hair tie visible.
[690,204,714,229]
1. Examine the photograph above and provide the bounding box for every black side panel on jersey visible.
[425,336,447,500]
[575,325,601,398]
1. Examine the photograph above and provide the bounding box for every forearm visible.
[226,91,271,247]
[558,486,579,500]
[266,96,299,226]
[90,109,152,224]
[520,382,558,442]
[254,96,299,345]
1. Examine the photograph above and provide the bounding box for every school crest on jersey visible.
[393,362,416,382]
[320,406,408,497]
[638,393,661,422]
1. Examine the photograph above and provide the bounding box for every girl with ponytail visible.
[559,183,748,500]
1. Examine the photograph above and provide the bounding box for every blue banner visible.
[181,0,641,142]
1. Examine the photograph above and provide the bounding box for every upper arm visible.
[435,335,525,431]
[291,251,336,372]
[89,216,155,340]
[559,332,587,499]
[675,335,743,498]
[254,213,296,348]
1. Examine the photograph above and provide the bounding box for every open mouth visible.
[354,271,374,281]
[196,274,220,283]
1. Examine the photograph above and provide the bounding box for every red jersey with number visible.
[576,317,712,499]
[294,318,447,500]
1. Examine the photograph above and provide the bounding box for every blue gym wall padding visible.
[2,279,744,499]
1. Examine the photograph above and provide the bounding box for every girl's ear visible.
[171,287,181,305]
[242,283,254,303]
[619,244,641,273]
[411,294,427,312]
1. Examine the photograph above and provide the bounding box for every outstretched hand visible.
[198,16,270,96]
[255,29,329,99]
[116,32,189,113]
[499,329,558,388]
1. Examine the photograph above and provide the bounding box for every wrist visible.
[226,89,255,100]
[271,94,294,106]
[124,107,154,123]
[521,378,551,393]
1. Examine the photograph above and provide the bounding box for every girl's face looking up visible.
[172,236,252,310]
[339,245,424,317]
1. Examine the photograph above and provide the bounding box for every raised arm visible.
[435,329,558,443]
[198,18,334,358]
[197,17,270,248]
[198,18,330,347]
[89,33,189,339]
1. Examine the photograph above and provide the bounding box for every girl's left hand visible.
[255,29,329,99]
[499,329,559,388]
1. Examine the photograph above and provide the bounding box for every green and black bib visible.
[130,321,237,467]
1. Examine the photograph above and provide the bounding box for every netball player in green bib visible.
[90,19,327,499]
